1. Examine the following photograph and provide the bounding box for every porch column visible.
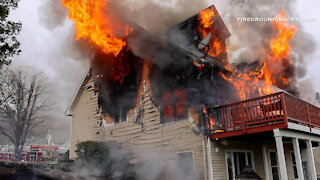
[292,138,304,180]
[262,145,270,180]
[306,140,317,180]
[207,137,213,180]
[275,136,288,180]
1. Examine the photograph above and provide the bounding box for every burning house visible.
[64,1,320,180]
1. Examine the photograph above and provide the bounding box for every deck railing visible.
[203,92,320,137]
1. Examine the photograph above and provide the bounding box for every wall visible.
[209,140,296,180]
[101,82,206,179]
[70,76,206,179]
[314,146,320,177]
[264,143,295,180]
[70,78,101,159]
[210,140,253,179]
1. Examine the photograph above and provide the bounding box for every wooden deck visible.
[203,92,320,139]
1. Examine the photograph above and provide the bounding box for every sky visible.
[295,0,320,89]
[7,0,320,130]
[8,0,90,131]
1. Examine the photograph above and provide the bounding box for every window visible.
[161,88,188,123]
[291,152,298,179]
[226,151,254,180]
[269,151,279,180]
[30,152,37,163]
[290,153,310,180]
[302,161,310,180]
[177,152,194,175]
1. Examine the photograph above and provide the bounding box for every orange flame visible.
[219,10,297,100]
[197,6,227,60]
[199,8,215,28]
[202,108,224,133]
[62,0,129,56]
[264,10,297,88]
[270,11,297,59]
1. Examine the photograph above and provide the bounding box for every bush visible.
[75,141,111,164]
[75,141,137,179]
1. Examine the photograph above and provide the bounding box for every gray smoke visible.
[38,0,68,30]
[297,79,318,105]
[218,0,295,64]
[108,0,211,68]
[214,0,317,99]
[46,143,199,180]
[35,5,95,136]
[110,0,209,34]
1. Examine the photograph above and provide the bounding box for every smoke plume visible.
[215,0,316,97]
[38,0,68,30]
[110,0,209,33]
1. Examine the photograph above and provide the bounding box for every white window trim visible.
[176,151,195,174]
[290,151,299,180]
[225,149,255,180]
[268,149,280,180]
[176,150,195,164]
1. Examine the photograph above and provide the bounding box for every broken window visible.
[161,87,188,124]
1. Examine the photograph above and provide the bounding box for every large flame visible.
[197,6,227,61]
[215,10,297,100]
[264,10,297,88]
[62,0,129,56]
[199,7,215,28]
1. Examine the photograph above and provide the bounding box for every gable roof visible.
[25,137,48,146]
[65,5,230,117]
[65,67,91,116]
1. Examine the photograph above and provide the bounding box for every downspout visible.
[202,136,208,180]
[207,136,214,180]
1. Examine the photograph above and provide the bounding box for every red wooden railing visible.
[204,92,320,138]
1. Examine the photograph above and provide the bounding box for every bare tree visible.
[0,68,52,161]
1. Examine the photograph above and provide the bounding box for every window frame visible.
[268,150,280,180]
[225,149,255,180]
[290,151,299,180]
[160,88,188,124]
[176,151,195,176]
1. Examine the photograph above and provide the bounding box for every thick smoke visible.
[106,0,211,68]
[46,143,199,180]
[38,0,68,30]
[110,0,209,33]
[107,0,318,101]
[34,1,95,137]
[215,0,316,98]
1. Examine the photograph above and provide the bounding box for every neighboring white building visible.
[0,129,70,162]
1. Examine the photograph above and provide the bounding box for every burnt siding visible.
[71,77,206,178]
[102,83,206,178]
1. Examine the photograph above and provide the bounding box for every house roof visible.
[66,67,91,116]
[25,137,48,146]
[65,5,230,117]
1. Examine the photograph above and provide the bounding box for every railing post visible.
[241,102,247,133]
[280,93,288,127]
[306,104,312,132]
